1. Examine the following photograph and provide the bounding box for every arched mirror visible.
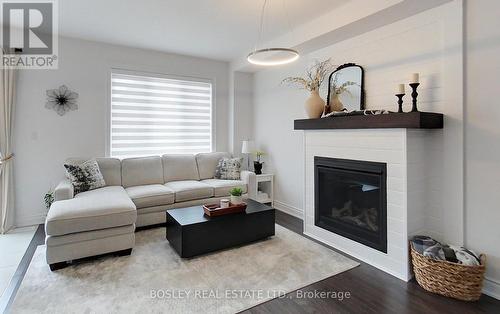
[326,63,365,113]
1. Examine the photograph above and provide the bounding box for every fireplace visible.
[314,157,387,253]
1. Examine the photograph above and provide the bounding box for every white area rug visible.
[11,225,358,313]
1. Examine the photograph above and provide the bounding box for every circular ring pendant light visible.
[247,0,299,66]
[247,48,299,66]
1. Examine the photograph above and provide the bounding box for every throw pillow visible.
[64,159,106,194]
[214,157,243,180]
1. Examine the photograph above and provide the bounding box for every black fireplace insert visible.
[314,156,387,253]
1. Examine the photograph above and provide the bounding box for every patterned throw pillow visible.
[64,159,106,194]
[214,157,243,180]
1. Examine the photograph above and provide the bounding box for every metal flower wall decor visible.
[45,85,79,116]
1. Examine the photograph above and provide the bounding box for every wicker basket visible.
[410,243,486,301]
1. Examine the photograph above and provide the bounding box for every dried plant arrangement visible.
[281,58,334,92]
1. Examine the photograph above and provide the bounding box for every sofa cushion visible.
[65,157,122,186]
[121,156,164,188]
[201,179,248,197]
[195,152,231,180]
[125,184,175,209]
[95,158,122,186]
[46,186,137,236]
[162,154,200,182]
[164,180,214,202]
[46,224,135,247]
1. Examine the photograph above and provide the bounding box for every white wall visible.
[228,71,254,157]
[464,0,500,299]
[253,58,306,217]
[13,37,229,226]
[254,2,463,241]
[252,0,500,298]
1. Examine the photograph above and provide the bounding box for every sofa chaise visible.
[45,152,256,270]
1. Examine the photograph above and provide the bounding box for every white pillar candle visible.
[410,73,419,84]
[397,84,405,94]
[220,199,230,208]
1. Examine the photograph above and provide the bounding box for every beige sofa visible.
[45,152,256,270]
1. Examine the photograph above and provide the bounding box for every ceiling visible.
[59,0,350,61]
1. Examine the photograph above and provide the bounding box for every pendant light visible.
[247,0,299,66]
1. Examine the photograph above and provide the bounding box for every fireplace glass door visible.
[314,157,387,252]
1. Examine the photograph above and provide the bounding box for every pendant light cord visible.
[255,0,268,52]
[282,0,296,42]
[248,0,299,66]
[254,0,295,52]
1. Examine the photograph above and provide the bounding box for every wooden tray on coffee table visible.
[203,202,247,217]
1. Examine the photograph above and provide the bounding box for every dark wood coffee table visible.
[166,199,275,258]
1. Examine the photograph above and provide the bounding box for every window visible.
[110,71,213,158]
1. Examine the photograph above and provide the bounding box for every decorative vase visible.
[331,93,344,111]
[253,161,263,175]
[304,90,325,119]
[230,195,243,205]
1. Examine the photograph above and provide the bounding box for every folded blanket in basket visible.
[410,235,481,266]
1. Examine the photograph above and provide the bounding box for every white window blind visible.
[110,72,212,158]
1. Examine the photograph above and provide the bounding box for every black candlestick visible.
[396,93,405,113]
[409,83,420,112]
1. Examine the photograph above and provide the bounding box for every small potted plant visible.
[44,189,55,209]
[254,151,265,175]
[229,187,244,205]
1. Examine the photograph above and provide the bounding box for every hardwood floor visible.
[0,225,45,313]
[242,210,500,314]
[2,211,499,313]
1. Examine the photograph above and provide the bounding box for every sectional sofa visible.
[45,152,256,270]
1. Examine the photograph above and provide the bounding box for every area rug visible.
[11,225,358,313]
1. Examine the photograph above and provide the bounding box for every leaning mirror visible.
[326,63,364,113]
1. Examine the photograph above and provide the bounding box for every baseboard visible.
[274,200,304,219]
[15,213,46,228]
[483,277,500,300]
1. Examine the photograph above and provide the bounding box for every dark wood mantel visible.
[294,112,443,130]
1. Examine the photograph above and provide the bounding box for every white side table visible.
[254,174,274,206]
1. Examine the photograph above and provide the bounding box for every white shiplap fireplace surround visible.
[298,117,443,281]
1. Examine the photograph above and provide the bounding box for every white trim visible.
[483,277,500,300]
[302,132,308,225]
[274,200,303,219]
[210,77,217,153]
[106,68,112,157]
[402,129,410,280]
